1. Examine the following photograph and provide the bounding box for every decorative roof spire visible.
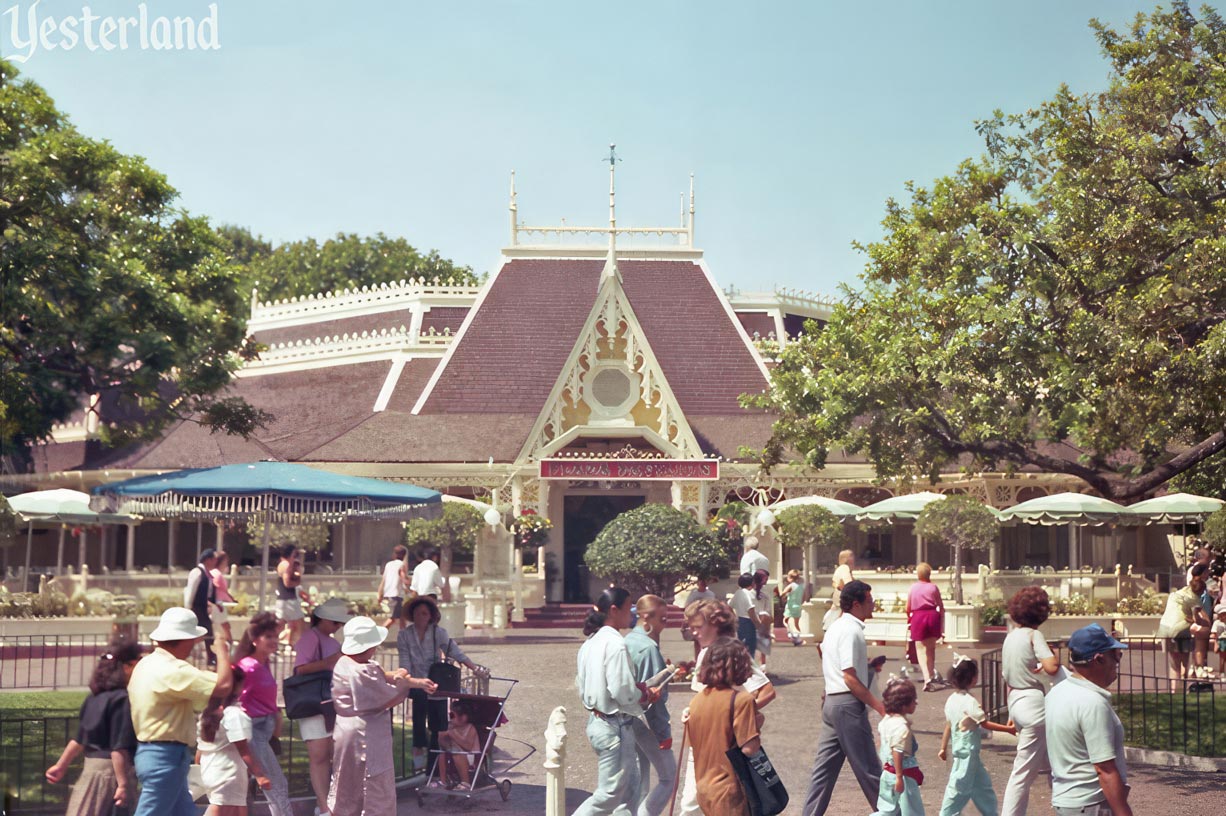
[602,144,621,284]
[688,172,695,246]
[509,170,518,246]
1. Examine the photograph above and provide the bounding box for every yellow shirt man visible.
[128,637,219,744]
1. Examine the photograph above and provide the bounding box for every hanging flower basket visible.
[514,509,553,549]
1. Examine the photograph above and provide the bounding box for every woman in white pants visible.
[574,588,661,816]
[679,599,776,816]
[1000,587,1063,816]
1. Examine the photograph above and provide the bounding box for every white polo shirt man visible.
[822,612,869,692]
[1045,624,1131,816]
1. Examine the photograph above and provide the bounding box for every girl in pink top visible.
[906,563,946,691]
[235,614,293,816]
[210,552,235,642]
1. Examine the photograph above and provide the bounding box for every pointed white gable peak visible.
[517,262,701,463]
[600,243,621,286]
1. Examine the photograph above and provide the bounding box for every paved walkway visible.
[394,627,1222,815]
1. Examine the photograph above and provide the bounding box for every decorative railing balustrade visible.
[249,278,482,326]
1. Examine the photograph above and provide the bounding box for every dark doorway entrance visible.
[562,494,645,603]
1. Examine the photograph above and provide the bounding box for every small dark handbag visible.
[426,626,462,693]
[283,636,332,719]
[724,691,788,816]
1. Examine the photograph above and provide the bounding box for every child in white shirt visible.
[730,573,758,656]
[877,677,924,816]
[197,666,270,815]
[937,655,1017,816]
[1213,603,1226,676]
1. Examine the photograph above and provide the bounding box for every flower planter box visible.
[803,604,981,645]
[1036,614,1160,640]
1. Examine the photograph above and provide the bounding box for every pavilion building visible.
[14,170,1183,603]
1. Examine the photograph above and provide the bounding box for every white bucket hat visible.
[341,616,388,655]
[149,607,208,642]
[313,597,353,624]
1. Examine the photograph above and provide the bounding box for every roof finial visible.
[602,144,621,284]
[688,172,695,246]
[509,170,518,246]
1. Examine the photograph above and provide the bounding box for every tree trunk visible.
[953,543,964,606]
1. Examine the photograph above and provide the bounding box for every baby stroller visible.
[415,675,535,807]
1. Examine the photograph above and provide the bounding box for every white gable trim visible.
[515,261,702,463]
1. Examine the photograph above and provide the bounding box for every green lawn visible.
[0,693,417,813]
[1113,692,1226,758]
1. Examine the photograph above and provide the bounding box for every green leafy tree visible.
[586,504,727,601]
[0,496,16,553]
[1202,507,1226,552]
[224,230,480,302]
[914,495,998,605]
[749,3,1226,502]
[403,503,482,574]
[775,505,846,571]
[1170,450,1226,499]
[0,59,266,469]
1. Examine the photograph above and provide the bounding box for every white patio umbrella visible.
[1123,492,1224,566]
[7,489,135,591]
[998,491,1129,570]
[854,491,949,521]
[767,495,863,519]
[854,492,950,566]
[1124,492,1224,522]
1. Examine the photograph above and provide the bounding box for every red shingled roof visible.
[421,307,467,335]
[736,312,777,339]
[418,259,769,417]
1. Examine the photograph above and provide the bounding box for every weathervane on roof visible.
[602,143,621,283]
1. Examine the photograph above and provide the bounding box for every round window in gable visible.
[585,366,639,419]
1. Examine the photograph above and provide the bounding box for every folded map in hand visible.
[646,666,678,688]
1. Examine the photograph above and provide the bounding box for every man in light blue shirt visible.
[1045,624,1131,816]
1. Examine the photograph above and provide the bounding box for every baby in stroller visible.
[438,700,482,789]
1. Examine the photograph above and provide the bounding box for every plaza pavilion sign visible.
[538,459,719,481]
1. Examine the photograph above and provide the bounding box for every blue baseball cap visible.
[1068,623,1128,663]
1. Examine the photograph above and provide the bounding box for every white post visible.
[257,521,273,611]
[544,706,568,816]
[196,521,203,560]
[56,525,66,575]
[167,521,178,574]
[23,522,33,592]
[915,532,923,566]
[78,527,87,572]
[341,522,348,572]
[125,524,136,572]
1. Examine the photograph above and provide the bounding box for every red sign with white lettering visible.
[538,459,719,481]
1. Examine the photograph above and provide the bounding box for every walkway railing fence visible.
[981,636,1222,758]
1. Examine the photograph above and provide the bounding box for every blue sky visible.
[5,0,1166,293]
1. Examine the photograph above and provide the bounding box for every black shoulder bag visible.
[426,626,462,693]
[724,690,788,816]
[283,633,333,721]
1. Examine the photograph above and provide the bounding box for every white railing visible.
[245,326,453,368]
[249,278,482,325]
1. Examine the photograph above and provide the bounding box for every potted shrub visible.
[585,505,735,601]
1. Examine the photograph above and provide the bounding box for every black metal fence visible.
[1,704,422,815]
[981,636,1223,758]
[0,635,399,692]
[0,634,119,690]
